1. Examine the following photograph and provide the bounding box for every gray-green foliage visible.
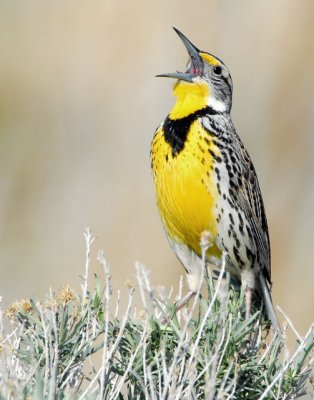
[0,230,313,399]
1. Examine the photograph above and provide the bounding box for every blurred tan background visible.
[0,1,313,334]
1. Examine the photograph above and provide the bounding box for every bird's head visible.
[157,28,233,119]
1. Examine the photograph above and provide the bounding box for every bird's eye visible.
[213,65,222,76]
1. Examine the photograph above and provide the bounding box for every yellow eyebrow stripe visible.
[200,52,220,66]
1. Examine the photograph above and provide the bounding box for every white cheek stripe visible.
[207,96,226,112]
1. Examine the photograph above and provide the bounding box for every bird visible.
[150,28,280,330]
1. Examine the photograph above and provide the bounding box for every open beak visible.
[156,28,203,82]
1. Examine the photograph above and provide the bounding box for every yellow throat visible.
[170,81,210,119]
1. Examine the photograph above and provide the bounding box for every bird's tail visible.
[259,273,281,332]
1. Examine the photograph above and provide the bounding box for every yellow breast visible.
[151,119,221,258]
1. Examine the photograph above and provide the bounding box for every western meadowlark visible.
[151,28,280,330]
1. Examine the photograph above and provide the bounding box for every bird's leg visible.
[175,267,203,311]
[175,291,195,311]
[240,287,258,354]
[245,287,253,320]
